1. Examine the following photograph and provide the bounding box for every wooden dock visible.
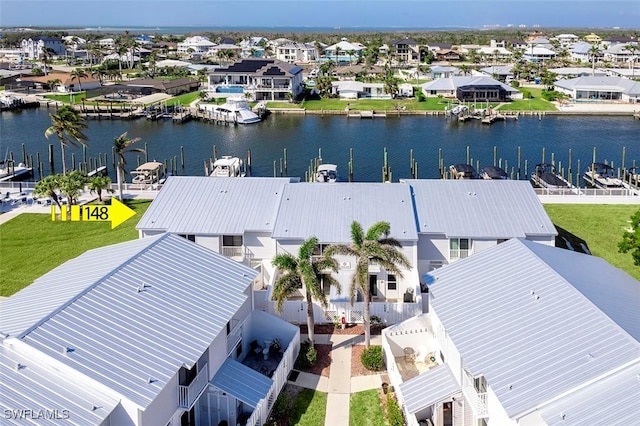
[347,110,387,119]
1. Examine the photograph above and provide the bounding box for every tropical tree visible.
[40,46,54,75]
[44,105,88,175]
[58,170,88,213]
[325,221,410,348]
[114,132,143,201]
[46,78,61,92]
[272,237,339,345]
[70,68,88,91]
[88,175,114,202]
[618,209,640,265]
[589,44,601,76]
[34,174,62,212]
[459,64,471,76]
[91,66,107,84]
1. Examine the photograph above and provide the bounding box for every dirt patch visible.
[351,344,385,377]
[296,344,332,377]
[299,324,382,336]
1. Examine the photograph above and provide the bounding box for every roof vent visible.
[147,377,158,384]
[15,363,25,371]
[62,346,75,355]
[560,412,566,420]
[508,384,513,390]
[137,283,150,293]
[91,405,101,411]
[587,353,594,360]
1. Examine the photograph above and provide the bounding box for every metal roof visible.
[7,234,256,408]
[0,345,120,425]
[537,363,640,425]
[272,183,418,242]
[421,76,519,93]
[211,358,273,408]
[554,76,640,95]
[136,177,295,234]
[404,179,556,238]
[428,238,640,418]
[398,364,460,414]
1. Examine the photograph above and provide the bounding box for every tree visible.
[618,209,640,265]
[58,170,88,213]
[88,175,114,202]
[34,174,62,213]
[70,68,88,91]
[272,237,339,345]
[589,44,601,76]
[44,105,88,175]
[114,132,143,201]
[40,46,54,75]
[459,64,471,76]
[325,221,410,348]
[91,66,107,85]
[46,78,61,92]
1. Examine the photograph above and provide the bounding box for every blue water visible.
[216,86,245,94]
[1,108,639,184]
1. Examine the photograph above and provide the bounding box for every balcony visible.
[222,246,243,258]
[461,373,488,418]
[178,363,209,410]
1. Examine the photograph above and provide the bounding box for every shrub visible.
[386,393,404,426]
[416,91,426,102]
[295,340,318,369]
[542,89,562,101]
[370,315,383,329]
[520,89,532,99]
[510,80,520,88]
[306,345,318,366]
[360,345,383,371]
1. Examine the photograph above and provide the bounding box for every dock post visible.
[517,146,521,180]
[524,160,529,180]
[493,146,497,167]
[541,147,545,165]
[173,155,177,175]
[48,144,55,175]
[279,158,283,177]
[551,152,555,168]
[145,143,149,163]
[36,152,41,179]
[568,149,573,186]
[273,160,277,178]
[21,144,26,165]
[213,145,217,162]
[71,153,76,171]
[180,146,185,170]
[438,149,443,178]
[577,160,582,188]
[414,161,418,179]
[466,146,470,165]
[247,149,252,176]
[349,148,354,182]
[410,149,414,177]
[622,147,626,178]
[284,148,288,176]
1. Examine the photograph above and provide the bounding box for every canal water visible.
[1,108,639,184]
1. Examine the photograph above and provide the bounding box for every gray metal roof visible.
[137,177,295,234]
[0,236,163,338]
[421,76,519,93]
[5,234,256,408]
[428,238,640,418]
[404,179,556,238]
[538,363,640,425]
[0,345,120,425]
[554,76,640,95]
[211,358,273,408]
[272,183,418,242]
[398,364,460,414]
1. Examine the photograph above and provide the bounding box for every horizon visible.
[1,1,639,30]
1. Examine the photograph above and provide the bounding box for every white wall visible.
[195,235,220,253]
[140,373,180,426]
[245,231,276,260]
[525,235,555,246]
[140,230,164,238]
[103,404,135,426]
[473,238,496,254]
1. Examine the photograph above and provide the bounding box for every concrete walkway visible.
[287,333,385,426]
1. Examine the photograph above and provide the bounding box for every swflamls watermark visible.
[4,409,70,420]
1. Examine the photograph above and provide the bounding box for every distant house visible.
[323,38,364,65]
[0,234,300,426]
[20,36,65,59]
[207,58,304,101]
[554,76,640,103]
[523,45,557,63]
[331,80,391,99]
[428,66,461,79]
[384,237,640,426]
[275,42,318,63]
[553,33,579,47]
[584,32,603,44]
[391,38,421,64]
[177,35,216,56]
[478,65,514,82]
[435,50,461,62]
[603,43,637,64]
[547,67,606,78]
[122,77,199,95]
[425,42,453,53]
[570,41,598,63]
[421,76,522,101]
[19,71,101,92]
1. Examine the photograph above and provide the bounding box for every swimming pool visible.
[216,86,244,93]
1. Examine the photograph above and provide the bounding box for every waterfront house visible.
[275,42,318,63]
[331,80,391,99]
[428,66,461,79]
[20,36,65,59]
[554,76,640,103]
[177,36,216,57]
[583,32,603,44]
[401,179,556,277]
[570,41,597,64]
[547,67,606,78]
[122,78,199,96]
[390,38,421,64]
[323,38,364,65]
[18,71,101,92]
[435,49,462,62]
[383,238,640,426]
[0,234,300,426]
[420,76,522,102]
[425,42,453,53]
[207,58,304,101]
[553,33,579,47]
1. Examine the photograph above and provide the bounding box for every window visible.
[450,238,471,260]
[312,243,330,258]
[387,274,397,291]
[369,275,378,297]
[222,235,243,246]
[178,234,195,242]
[474,375,487,393]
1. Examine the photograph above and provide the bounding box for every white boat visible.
[199,97,261,124]
[210,156,245,178]
[131,161,163,185]
[530,163,573,190]
[583,163,624,189]
[315,164,338,182]
[0,161,33,183]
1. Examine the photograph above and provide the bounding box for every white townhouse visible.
[570,42,598,64]
[0,234,300,426]
[20,36,65,59]
[177,36,216,56]
[603,43,638,64]
[207,59,304,101]
[522,45,556,63]
[402,180,556,278]
[553,33,579,47]
[98,37,115,49]
[554,76,640,103]
[383,238,640,426]
[275,42,318,63]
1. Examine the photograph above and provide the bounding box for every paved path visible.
[287,334,385,426]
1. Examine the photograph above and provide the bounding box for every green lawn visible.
[268,97,452,111]
[544,204,640,280]
[0,199,150,296]
[350,390,386,426]
[165,91,202,107]
[43,92,87,104]
[269,388,326,426]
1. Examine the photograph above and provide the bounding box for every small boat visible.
[315,164,338,182]
[481,166,508,180]
[449,164,477,179]
[623,166,640,187]
[583,163,624,189]
[530,163,572,189]
[130,161,163,186]
[210,156,245,178]
[0,161,33,183]
[199,97,261,124]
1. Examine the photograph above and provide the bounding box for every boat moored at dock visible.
[315,164,338,182]
[530,163,574,190]
[481,166,508,180]
[209,156,245,177]
[198,97,261,124]
[449,163,477,179]
[0,160,33,183]
[583,163,624,189]
[130,161,164,186]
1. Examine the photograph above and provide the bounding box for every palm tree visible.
[34,174,62,213]
[325,221,410,348]
[44,105,88,175]
[625,44,638,78]
[114,132,143,201]
[70,68,88,92]
[46,78,61,92]
[58,170,88,213]
[589,44,601,76]
[459,64,471,76]
[40,46,53,76]
[88,175,114,202]
[272,237,339,345]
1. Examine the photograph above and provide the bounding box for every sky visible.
[0,0,639,29]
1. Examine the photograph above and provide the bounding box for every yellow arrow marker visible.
[50,198,136,229]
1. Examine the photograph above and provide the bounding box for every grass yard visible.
[0,199,150,296]
[349,390,386,426]
[544,204,640,280]
[165,91,202,107]
[43,92,87,104]
[268,97,452,111]
[270,386,327,426]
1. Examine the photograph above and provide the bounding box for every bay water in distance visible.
[1,108,639,184]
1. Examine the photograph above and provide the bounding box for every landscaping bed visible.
[351,344,385,377]
[299,323,382,336]
[295,344,332,377]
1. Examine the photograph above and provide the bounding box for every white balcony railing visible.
[178,362,209,410]
[461,373,488,418]
[227,328,242,355]
[222,246,243,258]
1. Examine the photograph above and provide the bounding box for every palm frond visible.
[365,221,391,241]
[272,274,302,313]
[350,221,364,247]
